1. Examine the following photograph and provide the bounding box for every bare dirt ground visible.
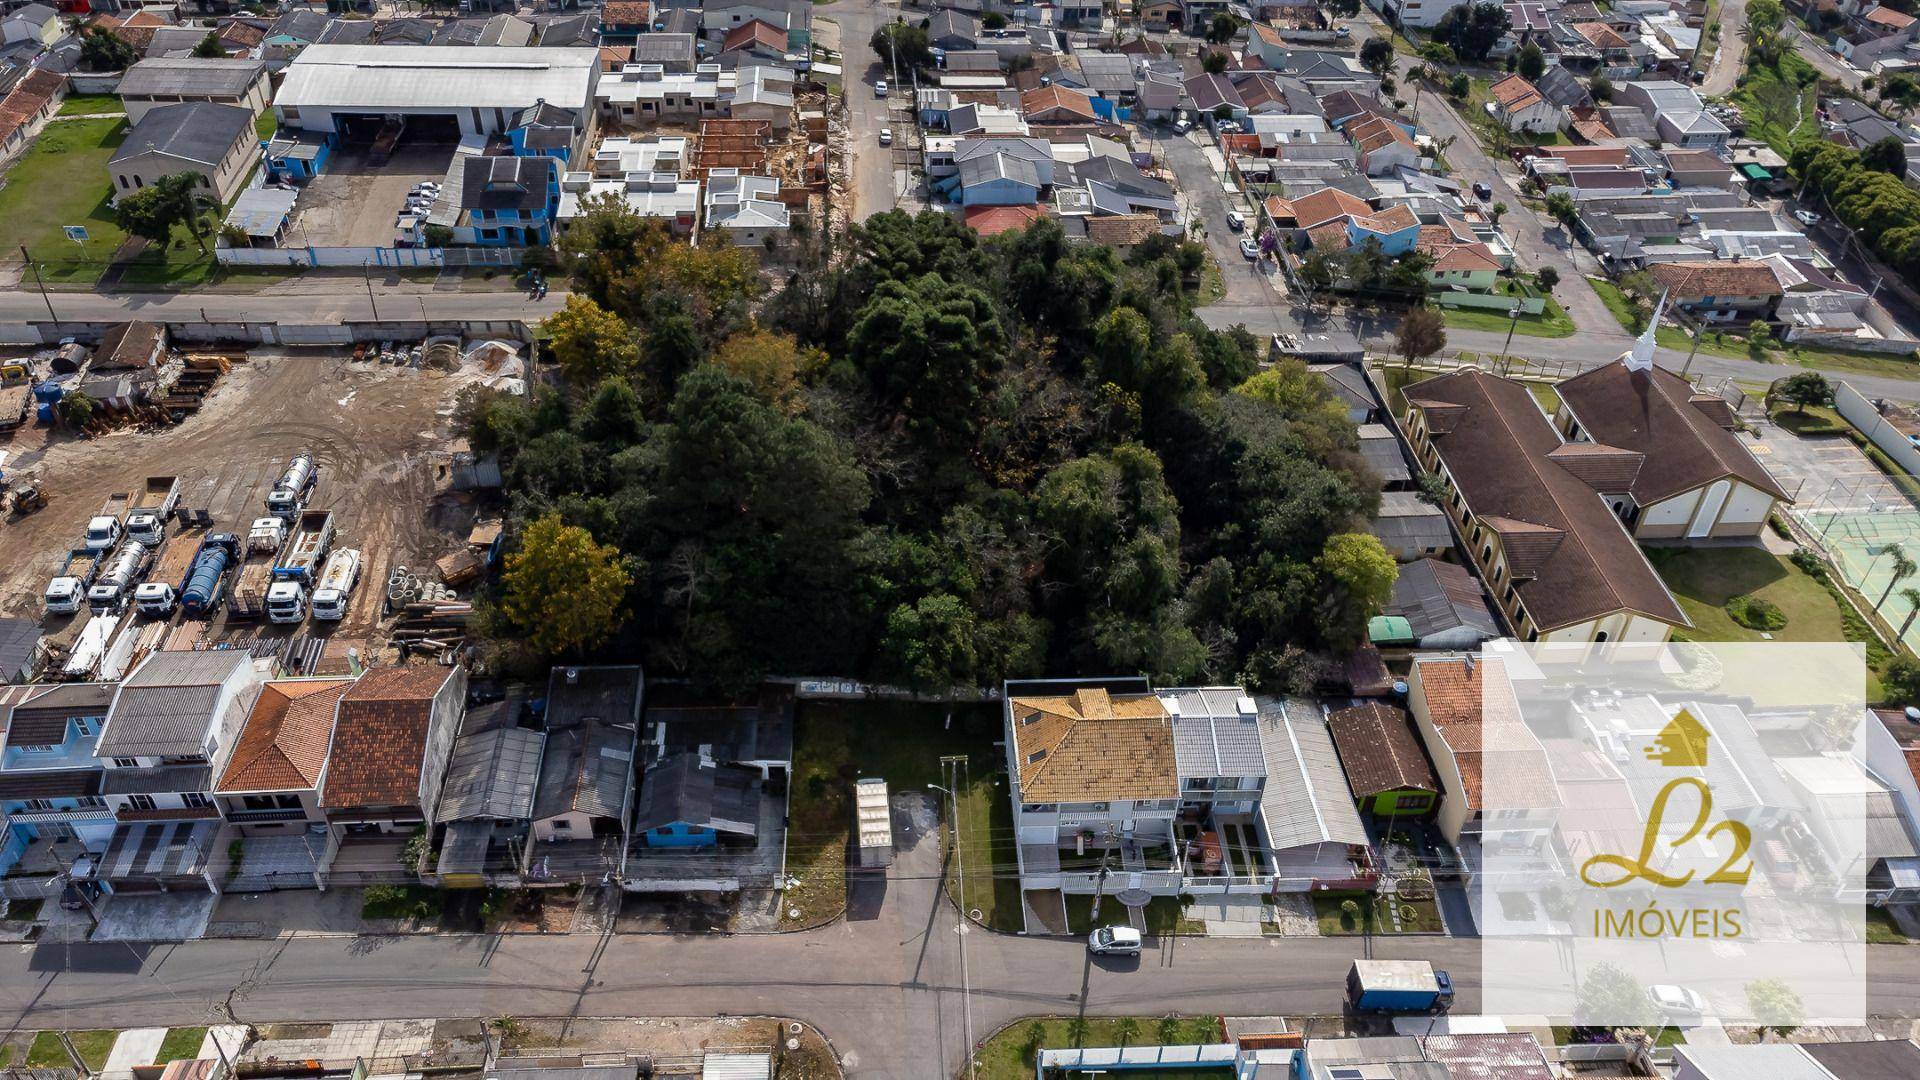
[0,350,488,655]
[499,1017,840,1077]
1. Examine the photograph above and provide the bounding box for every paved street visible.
[1159,129,1283,309]
[824,0,899,219]
[1701,0,1750,97]
[1789,23,1865,92]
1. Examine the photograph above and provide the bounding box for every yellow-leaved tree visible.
[499,513,633,657]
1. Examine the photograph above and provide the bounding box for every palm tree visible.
[1881,545,1917,607]
[1114,1018,1141,1049]
[1898,587,1920,641]
[1065,1015,1091,1049]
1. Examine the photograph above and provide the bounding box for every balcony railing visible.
[222,808,312,824]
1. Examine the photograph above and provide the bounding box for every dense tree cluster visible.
[1793,141,1920,287]
[1433,2,1511,63]
[468,205,1391,693]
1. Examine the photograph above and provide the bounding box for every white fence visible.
[1430,291,1548,315]
[1835,380,1920,478]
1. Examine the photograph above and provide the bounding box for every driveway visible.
[89,891,217,942]
[1159,129,1281,308]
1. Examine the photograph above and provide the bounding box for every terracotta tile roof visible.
[1555,359,1791,504]
[1252,21,1286,47]
[216,678,353,793]
[1289,186,1370,229]
[1084,213,1162,245]
[1866,4,1916,27]
[1404,369,1689,631]
[1328,701,1438,796]
[1649,259,1782,301]
[602,0,651,24]
[964,203,1043,235]
[1544,441,1645,493]
[599,44,633,70]
[0,69,62,147]
[1264,194,1294,223]
[219,21,265,47]
[1347,114,1412,148]
[1571,117,1617,142]
[724,17,785,53]
[1430,243,1502,274]
[1543,145,1631,166]
[1021,84,1098,121]
[1413,657,1558,810]
[1308,220,1351,250]
[320,666,453,810]
[1009,688,1178,803]
[1489,74,1545,113]
[1574,21,1629,49]
[1355,203,1418,233]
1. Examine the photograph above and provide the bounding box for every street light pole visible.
[1501,306,1521,366]
[20,245,56,326]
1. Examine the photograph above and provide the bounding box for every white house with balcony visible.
[1003,680,1374,930]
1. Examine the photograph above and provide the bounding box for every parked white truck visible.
[266,453,318,520]
[261,510,335,625]
[83,493,130,552]
[132,526,214,618]
[306,548,363,622]
[85,540,151,612]
[228,518,291,620]
[123,475,182,546]
[44,548,103,616]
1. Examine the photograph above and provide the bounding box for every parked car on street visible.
[1226,209,1245,231]
[1473,181,1493,201]
[874,79,888,97]
[1239,238,1260,260]
[1794,209,1822,227]
[878,128,893,146]
[1088,926,1142,955]
[1648,984,1707,1020]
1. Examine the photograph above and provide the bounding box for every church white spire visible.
[1619,290,1666,372]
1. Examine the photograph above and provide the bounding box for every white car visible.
[1088,926,1142,955]
[1647,984,1707,1020]
[1794,209,1822,226]
[1240,237,1261,260]
[878,128,893,146]
[1225,209,1245,231]
[875,79,889,97]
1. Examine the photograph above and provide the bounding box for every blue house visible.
[1345,203,1421,256]
[0,683,116,887]
[264,130,336,183]
[632,752,760,849]
[941,149,1043,207]
[455,155,561,247]
[504,102,581,166]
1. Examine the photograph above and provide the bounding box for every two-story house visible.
[212,677,355,892]
[454,155,561,247]
[92,650,267,894]
[319,666,466,840]
[0,683,115,894]
[1488,74,1564,134]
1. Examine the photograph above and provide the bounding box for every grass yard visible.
[255,111,277,140]
[1646,546,1853,644]
[1767,402,1848,436]
[784,699,1017,928]
[1062,893,1206,935]
[359,884,443,921]
[1591,277,1641,333]
[1312,892,1445,934]
[156,1028,207,1064]
[1728,52,1820,157]
[1868,906,1915,943]
[1439,297,1577,339]
[57,93,124,116]
[27,1031,116,1070]
[969,1017,1224,1080]
[1777,344,1920,380]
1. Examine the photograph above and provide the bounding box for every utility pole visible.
[935,755,976,1080]
[363,259,379,322]
[1681,319,1705,377]
[20,245,56,325]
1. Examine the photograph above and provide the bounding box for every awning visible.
[1368,615,1415,645]
[1740,163,1773,181]
[97,820,219,881]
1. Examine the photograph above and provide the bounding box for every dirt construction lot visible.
[0,351,486,648]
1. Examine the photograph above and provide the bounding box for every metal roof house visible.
[525,665,641,885]
[434,690,547,886]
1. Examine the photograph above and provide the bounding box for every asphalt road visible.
[824,0,899,220]
[1790,23,1865,92]
[1701,0,1749,97]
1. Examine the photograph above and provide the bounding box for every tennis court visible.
[1797,505,1920,651]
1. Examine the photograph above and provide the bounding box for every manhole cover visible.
[1114,888,1154,907]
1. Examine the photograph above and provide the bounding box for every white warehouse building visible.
[274,45,601,141]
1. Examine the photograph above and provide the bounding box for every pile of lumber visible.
[388,600,472,658]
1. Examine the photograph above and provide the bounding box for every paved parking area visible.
[91,891,216,942]
[289,142,455,249]
[1750,419,1912,511]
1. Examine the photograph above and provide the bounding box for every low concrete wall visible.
[0,319,532,348]
[1430,291,1547,314]
[1783,325,1920,356]
[216,245,525,269]
[67,72,122,95]
[1835,380,1920,478]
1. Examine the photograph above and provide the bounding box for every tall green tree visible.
[498,513,634,656]
[1517,41,1545,81]
[544,295,640,385]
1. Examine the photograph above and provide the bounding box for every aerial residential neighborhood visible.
[6,0,1920,1073]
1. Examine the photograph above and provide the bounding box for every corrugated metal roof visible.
[440,726,546,821]
[277,45,597,113]
[1167,688,1266,780]
[700,1053,770,1080]
[1256,696,1367,851]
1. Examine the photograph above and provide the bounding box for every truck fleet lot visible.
[0,351,489,673]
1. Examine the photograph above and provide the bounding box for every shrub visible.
[1790,546,1826,579]
[1728,593,1788,631]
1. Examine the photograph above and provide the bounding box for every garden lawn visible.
[27,1031,116,1070]
[969,1017,1224,1080]
[1645,546,1851,644]
[785,700,1018,929]
[1868,906,1915,943]
[156,1028,208,1064]
[1062,893,1204,934]
[359,884,443,921]
[1590,277,1640,333]
[1767,402,1848,436]
[58,93,124,116]
[0,117,130,267]
[1777,344,1920,380]
[1439,298,1577,339]
[1312,893,1445,934]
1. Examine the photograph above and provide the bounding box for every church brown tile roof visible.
[1009,688,1177,803]
[1404,369,1688,631]
[1555,360,1790,505]
[216,678,353,793]
[320,667,452,810]
[1328,701,1437,796]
